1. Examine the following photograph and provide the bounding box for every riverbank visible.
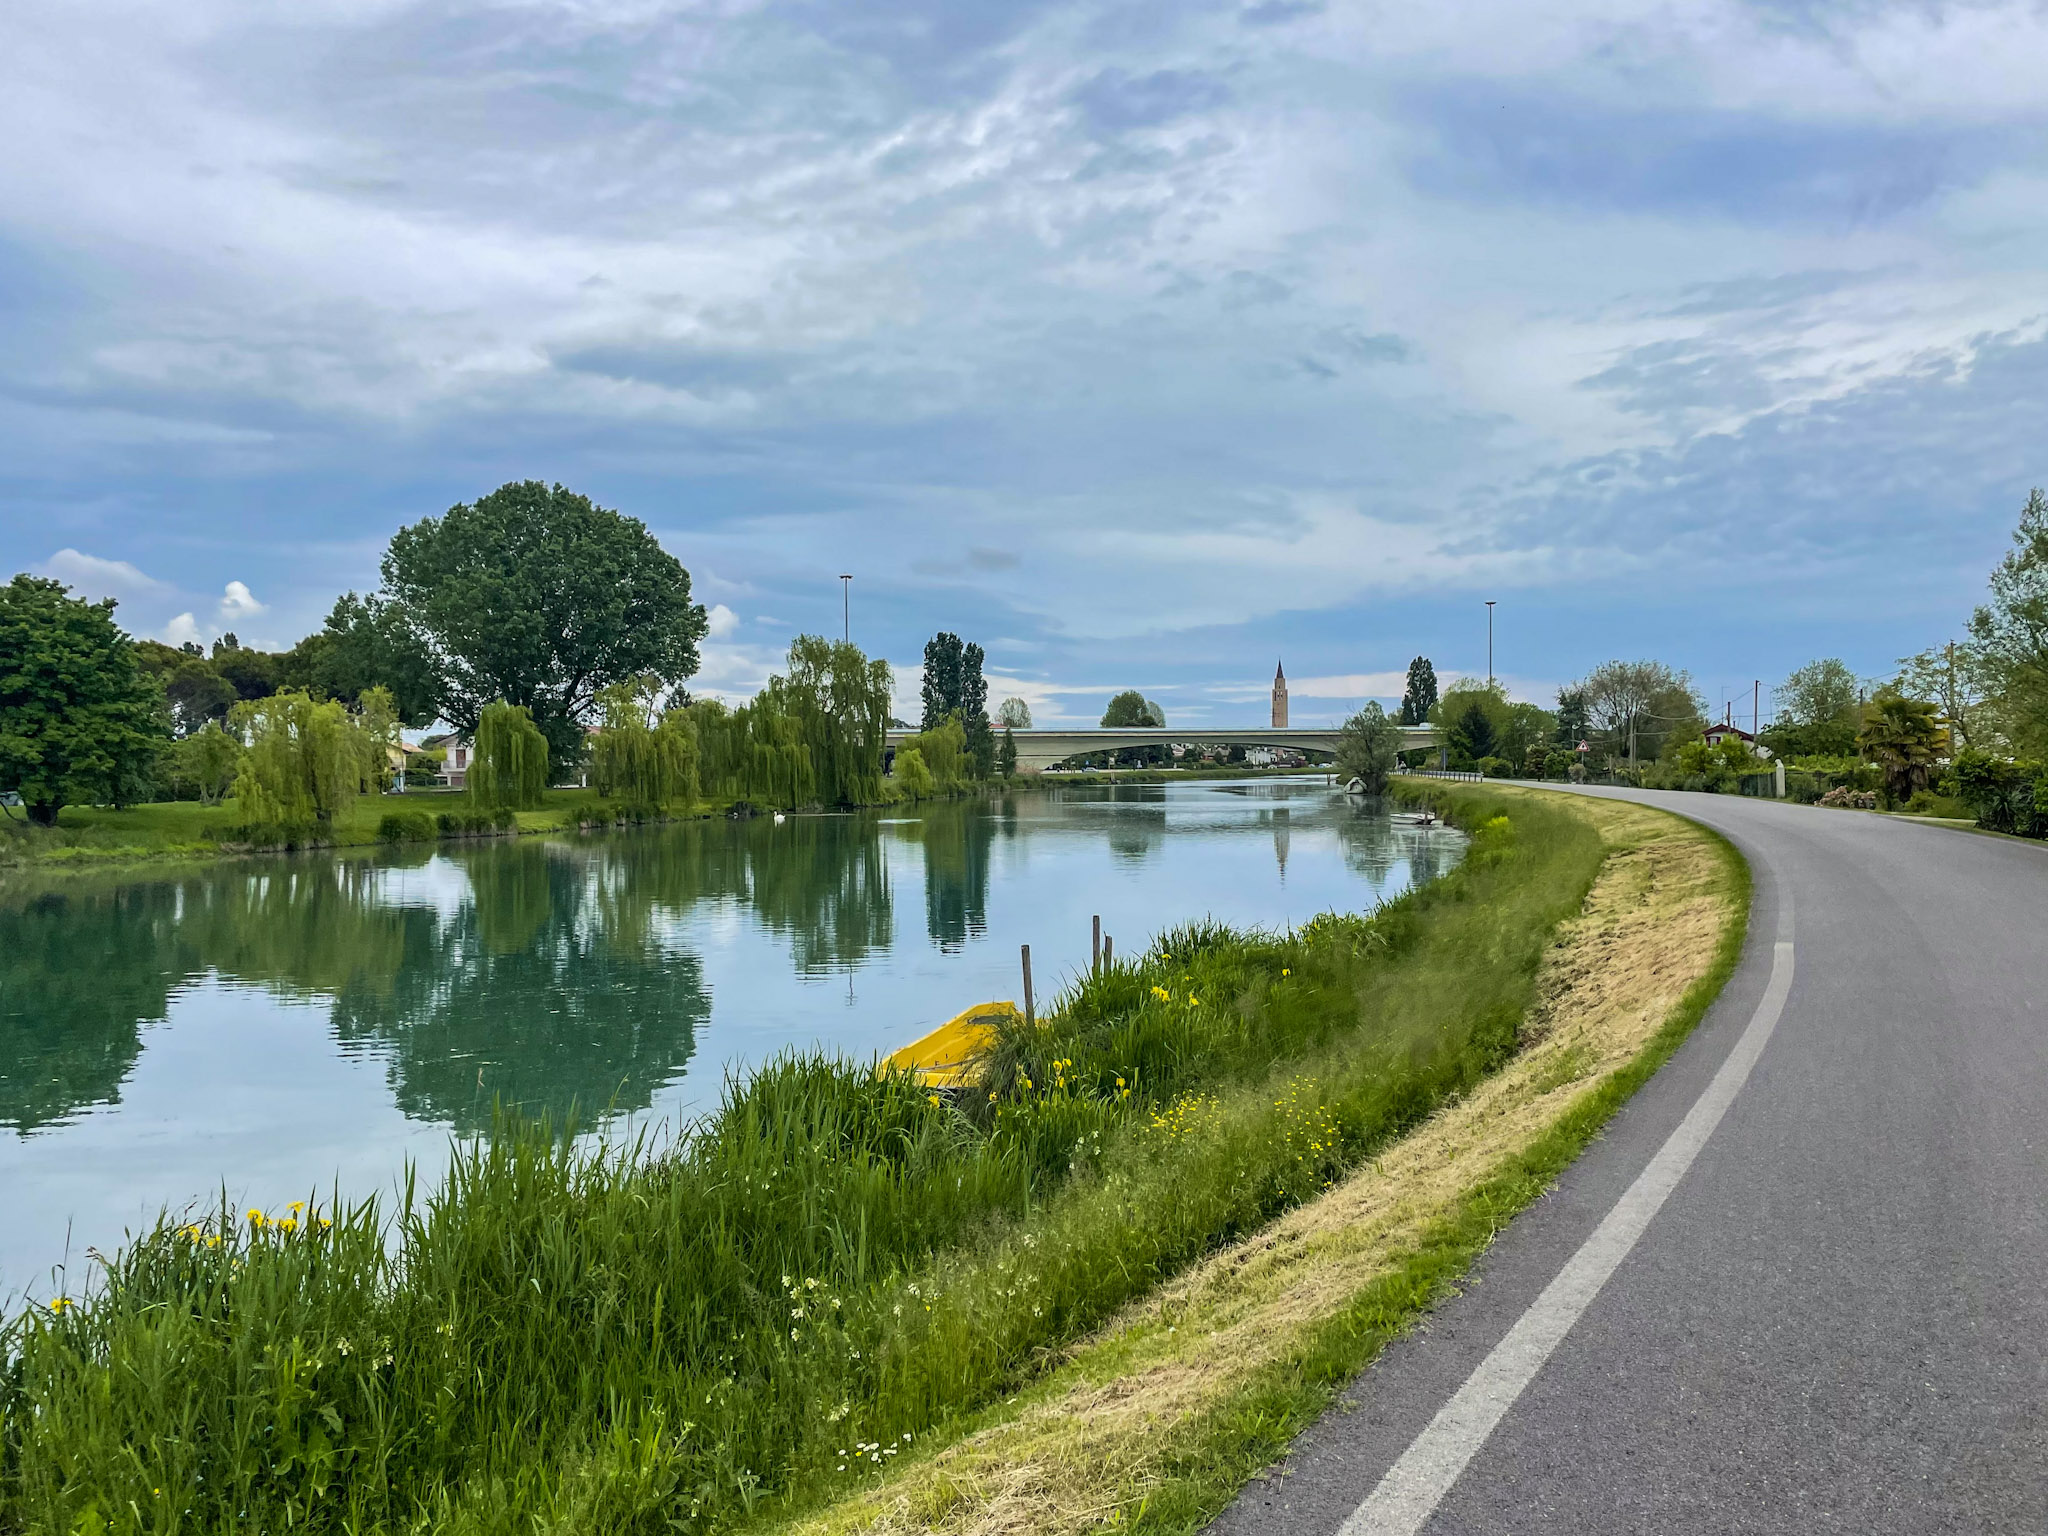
[0,785,1739,1536]
[0,769,1330,874]
[0,778,1022,875]
[757,785,1743,1536]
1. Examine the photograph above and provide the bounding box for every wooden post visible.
[1103,934,1113,969]
[1021,944,1036,1028]
[1092,915,1101,976]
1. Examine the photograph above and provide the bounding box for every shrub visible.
[1951,748,2048,838]
[1477,756,1511,778]
[378,810,438,843]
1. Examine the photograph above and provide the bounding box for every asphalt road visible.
[1209,789,2048,1535]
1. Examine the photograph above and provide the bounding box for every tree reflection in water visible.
[0,786,1451,1140]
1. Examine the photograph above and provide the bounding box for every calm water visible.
[0,778,1461,1300]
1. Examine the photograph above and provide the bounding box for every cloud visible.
[39,549,164,600]
[218,580,266,623]
[5,0,2048,702]
[162,612,202,647]
[705,602,739,638]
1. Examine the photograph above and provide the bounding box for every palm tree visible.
[1858,694,1949,807]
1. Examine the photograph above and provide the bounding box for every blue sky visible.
[4,0,2045,727]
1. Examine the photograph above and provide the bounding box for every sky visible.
[4,0,2045,728]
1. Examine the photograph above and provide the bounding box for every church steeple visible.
[1271,658,1289,728]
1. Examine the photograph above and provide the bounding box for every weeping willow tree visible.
[687,637,891,810]
[231,691,366,825]
[895,716,969,790]
[354,686,402,794]
[470,700,549,811]
[590,675,699,809]
[766,635,893,806]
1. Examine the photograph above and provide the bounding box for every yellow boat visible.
[883,1000,1021,1089]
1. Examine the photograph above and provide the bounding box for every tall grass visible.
[0,787,1603,1535]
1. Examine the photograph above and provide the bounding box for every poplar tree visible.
[1399,656,1438,726]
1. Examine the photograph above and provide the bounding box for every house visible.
[420,731,471,788]
[1702,721,1772,759]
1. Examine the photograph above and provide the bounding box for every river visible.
[0,777,1462,1301]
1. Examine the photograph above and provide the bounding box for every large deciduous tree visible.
[381,482,708,771]
[1100,690,1164,727]
[1970,487,2048,755]
[1574,659,1705,765]
[0,576,170,825]
[1336,702,1401,792]
[299,591,440,726]
[1762,657,1862,758]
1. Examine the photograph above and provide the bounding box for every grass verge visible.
[0,785,1681,1535]
[750,786,1747,1536]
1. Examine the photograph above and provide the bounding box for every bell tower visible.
[1271,659,1288,729]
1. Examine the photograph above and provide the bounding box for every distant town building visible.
[1271,660,1289,729]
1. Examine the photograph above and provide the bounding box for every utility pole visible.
[1753,679,1760,739]
[1485,601,1496,688]
[839,574,852,643]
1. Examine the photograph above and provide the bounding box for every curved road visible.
[1211,788,2048,1535]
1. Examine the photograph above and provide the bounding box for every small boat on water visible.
[882,1000,1021,1089]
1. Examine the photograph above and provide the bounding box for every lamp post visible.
[839,574,852,642]
[1485,601,1496,688]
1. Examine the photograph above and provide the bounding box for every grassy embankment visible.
[0,773,1038,873]
[0,789,676,870]
[0,786,1744,1536]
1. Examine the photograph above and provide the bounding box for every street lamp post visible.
[1485,601,1496,688]
[839,574,852,642]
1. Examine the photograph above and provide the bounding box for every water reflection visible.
[1,780,1464,1295]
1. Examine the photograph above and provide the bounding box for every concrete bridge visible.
[885,724,1443,774]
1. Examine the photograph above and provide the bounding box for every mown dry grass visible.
[770,790,1738,1536]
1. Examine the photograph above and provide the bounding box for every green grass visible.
[0,789,720,871]
[0,788,1608,1535]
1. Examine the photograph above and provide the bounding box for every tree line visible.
[0,479,1049,830]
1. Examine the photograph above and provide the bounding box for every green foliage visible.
[1894,641,1989,750]
[1100,690,1165,727]
[769,636,894,805]
[1951,748,2048,837]
[1398,656,1438,726]
[300,591,440,725]
[378,809,439,842]
[998,725,1019,778]
[920,633,993,776]
[1335,702,1401,792]
[689,638,890,810]
[1858,692,1948,807]
[590,675,699,810]
[173,722,242,805]
[470,701,550,811]
[892,744,936,798]
[895,717,969,791]
[231,691,374,827]
[0,785,1604,1536]
[1573,659,1705,765]
[1443,696,1496,767]
[380,481,709,772]
[1553,687,1588,748]
[0,576,172,825]
[1969,487,2048,756]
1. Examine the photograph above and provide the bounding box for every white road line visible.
[1340,893,1797,1536]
